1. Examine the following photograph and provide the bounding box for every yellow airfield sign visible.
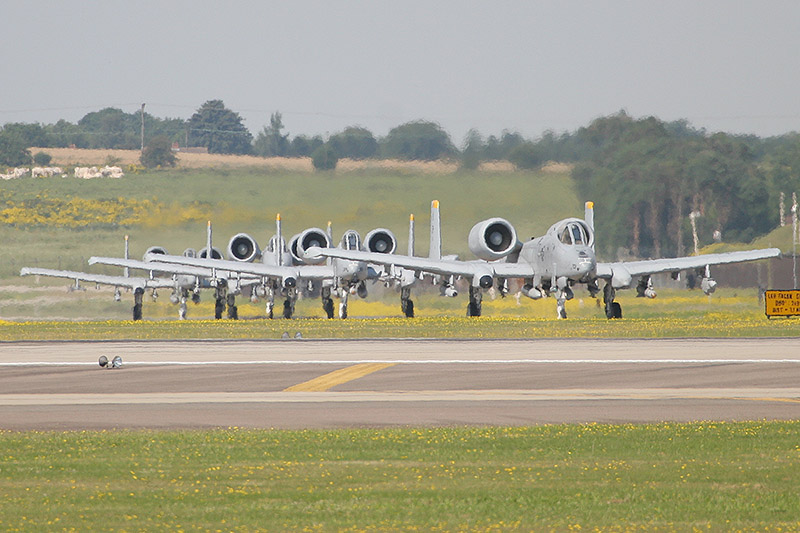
[765,290,800,318]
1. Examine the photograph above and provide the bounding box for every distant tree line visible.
[4,103,800,257]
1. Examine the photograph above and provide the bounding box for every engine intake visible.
[291,228,332,265]
[198,246,224,260]
[364,228,397,254]
[467,218,519,261]
[143,246,168,261]
[227,233,261,262]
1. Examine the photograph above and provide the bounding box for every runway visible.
[1,339,799,430]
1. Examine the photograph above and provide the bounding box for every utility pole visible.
[792,192,797,289]
[140,103,146,151]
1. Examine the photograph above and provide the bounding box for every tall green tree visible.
[381,120,456,161]
[0,127,31,166]
[253,112,289,157]
[140,135,178,168]
[328,126,378,159]
[78,108,139,149]
[460,129,484,170]
[187,100,253,155]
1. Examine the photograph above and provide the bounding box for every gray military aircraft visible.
[89,222,268,320]
[18,235,227,320]
[121,215,399,319]
[305,201,782,319]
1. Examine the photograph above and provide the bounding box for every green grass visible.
[0,167,579,278]
[3,287,799,340]
[1,422,799,530]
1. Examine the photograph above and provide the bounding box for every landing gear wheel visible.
[214,299,225,320]
[606,301,622,319]
[283,299,294,319]
[467,286,482,317]
[226,294,238,320]
[132,287,144,321]
[322,298,334,319]
[403,299,414,318]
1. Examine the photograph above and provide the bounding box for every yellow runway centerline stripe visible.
[283,363,397,392]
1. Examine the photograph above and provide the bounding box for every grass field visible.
[3,163,800,530]
[0,165,578,279]
[2,287,798,340]
[1,422,798,530]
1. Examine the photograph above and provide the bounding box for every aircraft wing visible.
[20,267,175,290]
[142,253,335,280]
[88,257,230,278]
[595,248,782,279]
[305,247,537,278]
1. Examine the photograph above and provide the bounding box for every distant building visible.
[171,142,208,154]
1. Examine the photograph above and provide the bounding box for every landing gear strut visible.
[214,281,227,320]
[226,293,238,320]
[283,287,297,319]
[467,286,482,317]
[178,289,188,320]
[339,290,349,319]
[400,287,414,318]
[321,286,334,319]
[132,287,144,321]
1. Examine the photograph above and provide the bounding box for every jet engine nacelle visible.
[364,228,397,254]
[198,246,224,260]
[143,246,168,261]
[227,233,261,262]
[467,218,519,261]
[290,228,332,265]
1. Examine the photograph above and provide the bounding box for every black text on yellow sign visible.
[765,290,800,317]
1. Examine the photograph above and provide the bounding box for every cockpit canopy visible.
[340,230,362,251]
[555,220,593,247]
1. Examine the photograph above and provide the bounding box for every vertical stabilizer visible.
[275,213,283,266]
[206,220,212,260]
[408,214,415,257]
[584,201,594,232]
[584,201,595,251]
[124,235,130,278]
[429,200,441,260]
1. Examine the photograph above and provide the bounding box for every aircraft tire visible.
[214,300,224,320]
[283,299,293,319]
[132,304,143,321]
[228,306,238,320]
[404,299,414,318]
[467,302,481,317]
[606,302,622,319]
[323,298,334,319]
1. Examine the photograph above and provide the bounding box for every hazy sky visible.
[3,0,800,145]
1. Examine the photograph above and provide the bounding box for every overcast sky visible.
[3,0,800,145]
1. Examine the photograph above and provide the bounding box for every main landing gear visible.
[400,287,415,318]
[132,287,144,321]
[321,286,335,319]
[467,286,482,317]
[603,282,622,319]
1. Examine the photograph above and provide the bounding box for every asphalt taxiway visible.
[1,339,798,430]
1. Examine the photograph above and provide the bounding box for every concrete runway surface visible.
[1,338,799,430]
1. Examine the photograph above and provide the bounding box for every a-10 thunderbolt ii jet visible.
[19,235,258,320]
[107,214,401,319]
[305,201,782,319]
